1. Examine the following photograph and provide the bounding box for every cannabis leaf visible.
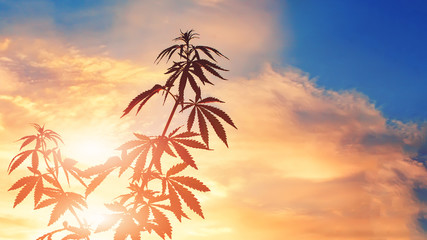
[183,96,236,147]
[8,30,233,240]
[163,164,210,219]
[121,84,164,118]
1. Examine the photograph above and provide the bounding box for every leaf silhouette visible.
[170,181,204,218]
[32,150,39,170]
[86,169,114,197]
[201,105,237,129]
[121,84,164,118]
[167,182,188,222]
[8,150,33,174]
[166,163,188,177]
[183,96,236,147]
[114,217,139,240]
[197,109,209,146]
[171,176,210,192]
[132,147,149,181]
[198,97,224,104]
[187,108,196,131]
[12,176,37,208]
[35,198,58,210]
[36,229,64,240]
[61,233,81,240]
[170,142,197,169]
[8,31,232,240]
[9,176,37,191]
[42,174,61,188]
[194,45,229,61]
[200,108,228,147]
[48,197,69,226]
[34,178,44,207]
[120,145,147,176]
[18,135,37,150]
[82,156,120,178]
[151,207,172,239]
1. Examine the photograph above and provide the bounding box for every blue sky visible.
[2,0,426,124]
[2,1,427,239]
[283,0,427,122]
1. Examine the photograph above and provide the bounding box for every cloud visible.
[107,0,284,75]
[1,1,427,240]
[0,38,11,51]
[2,39,427,240]
[173,65,427,240]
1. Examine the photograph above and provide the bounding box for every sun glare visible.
[63,136,117,165]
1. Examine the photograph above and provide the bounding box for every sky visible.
[1,0,427,239]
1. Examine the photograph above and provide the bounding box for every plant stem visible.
[162,100,180,137]
[69,206,83,227]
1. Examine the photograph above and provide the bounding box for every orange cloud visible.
[1,2,427,240]
[182,65,427,240]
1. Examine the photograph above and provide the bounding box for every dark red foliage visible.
[8,30,235,240]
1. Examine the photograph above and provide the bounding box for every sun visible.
[63,135,117,166]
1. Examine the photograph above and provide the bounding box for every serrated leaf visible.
[82,164,108,178]
[168,126,183,138]
[8,150,33,174]
[120,145,148,176]
[175,139,207,149]
[62,233,81,240]
[121,84,163,118]
[152,144,165,174]
[168,182,187,221]
[8,176,37,191]
[67,192,87,208]
[32,150,39,170]
[43,187,61,198]
[34,178,44,206]
[35,198,58,210]
[132,147,149,181]
[198,97,224,104]
[187,108,196,131]
[171,181,204,218]
[166,163,188,177]
[13,177,37,207]
[43,174,61,188]
[18,135,37,150]
[171,142,197,169]
[197,109,209,147]
[114,217,138,240]
[172,131,199,139]
[178,67,188,102]
[187,73,201,99]
[86,169,113,197]
[155,45,180,63]
[200,104,236,128]
[195,45,228,60]
[68,169,87,188]
[151,207,172,239]
[198,61,226,80]
[192,63,213,85]
[171,176,210,192]
[201,108,228,147]
[48,197,69,225]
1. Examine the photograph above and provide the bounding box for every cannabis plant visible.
[7,30,235,240]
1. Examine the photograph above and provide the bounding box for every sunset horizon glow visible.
[2,1,427,240]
